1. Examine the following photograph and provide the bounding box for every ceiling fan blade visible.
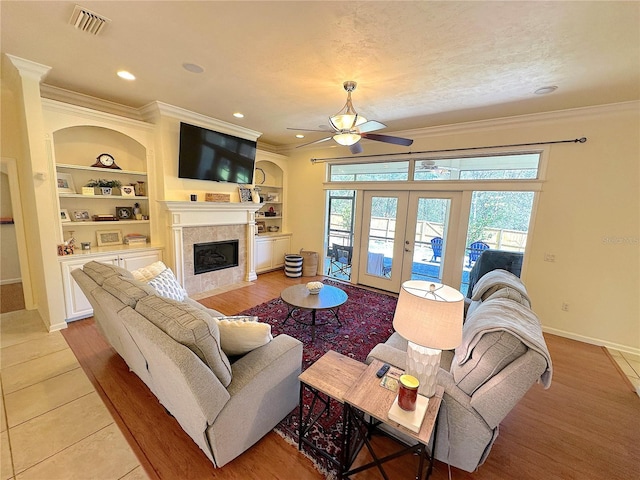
[357,120,386,133]
[349,142,363,154]
[295,136,333,148]
[361,133,414,146]
[287,127,331,132]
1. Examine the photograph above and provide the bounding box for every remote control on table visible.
[376,363,390,378]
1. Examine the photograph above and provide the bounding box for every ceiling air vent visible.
[69,5,110,35]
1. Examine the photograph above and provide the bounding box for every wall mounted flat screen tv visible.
[178,122,256,184]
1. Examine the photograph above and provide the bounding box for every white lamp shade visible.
[392,281,464,350]
[333,133,361,146]
[329,113,368,131]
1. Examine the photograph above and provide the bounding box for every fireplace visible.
[194,240,239,275]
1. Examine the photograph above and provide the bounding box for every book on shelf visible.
[124,234,147,245]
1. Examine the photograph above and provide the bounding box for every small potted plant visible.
[85,179,122,196]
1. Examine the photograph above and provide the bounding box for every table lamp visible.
[392,280,464,397]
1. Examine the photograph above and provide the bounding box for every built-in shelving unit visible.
[43,98,163,321]
[254,155,290,272]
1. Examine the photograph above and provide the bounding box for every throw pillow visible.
[216,316,273,356]
[148,268,187,302]
[131,261,168,282]
[135,295,232,386]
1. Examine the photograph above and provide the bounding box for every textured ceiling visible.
[2,1,639,147]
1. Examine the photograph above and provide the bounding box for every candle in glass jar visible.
[398,374,419,411]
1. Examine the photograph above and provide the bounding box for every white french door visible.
[357,191,462,293]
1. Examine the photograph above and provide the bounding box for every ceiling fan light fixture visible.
[333,133,361,146]
[329,113,368,131]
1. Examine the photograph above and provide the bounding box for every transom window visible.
[329,152,540,182]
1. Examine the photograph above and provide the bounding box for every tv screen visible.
[178,122,256,184]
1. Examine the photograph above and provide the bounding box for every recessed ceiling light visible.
[534,85,558,95]
[182,63,204,74]
[117,70,135,81]
[233,112,244,118]
[296,134,305,139]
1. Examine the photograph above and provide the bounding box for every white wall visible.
[285,102,640,353]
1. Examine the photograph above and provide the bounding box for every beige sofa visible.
[367,270,552,472]
[72,261,303,467]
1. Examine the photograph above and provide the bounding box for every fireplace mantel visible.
[159,201,262,227]
[159,201,262,291]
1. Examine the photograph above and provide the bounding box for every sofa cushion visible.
[130,261,167,282]
[452,330,527,395]
[135,295,232,386]
[216,316,273,356]
[147,268,187,301]
[102,275,156,308]
[83,261,133,286]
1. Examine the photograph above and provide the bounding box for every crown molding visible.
[40,84,145,121]
[41,98,154,132]
[395,101,640,141]
[140,101,262,141]
[5,54,51,81]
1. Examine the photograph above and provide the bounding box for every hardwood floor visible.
[62,270,640,480]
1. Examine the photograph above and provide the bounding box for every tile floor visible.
[607,348,640,396]
[1,309,148,480]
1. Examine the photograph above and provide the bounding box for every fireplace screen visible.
[194,240,239,275]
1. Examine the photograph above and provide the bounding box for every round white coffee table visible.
[281,284,348,327]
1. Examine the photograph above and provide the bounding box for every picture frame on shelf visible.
[96,230,123,246]
[56,173,76,194]
[238,187,252,203]
[60,209,70,223]
[72,210,90,222]
[121,185,136,197]
[256,221,266,234]
[266,192,279,202]
[115,206,133,220]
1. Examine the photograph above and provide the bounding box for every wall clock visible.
[91,153,121,169]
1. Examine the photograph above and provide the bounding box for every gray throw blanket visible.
[471,269,530,303]
[455,297,553,388]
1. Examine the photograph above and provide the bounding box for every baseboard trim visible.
[542,326,640,356]
[48,321,68,332]
[0,278,21,285]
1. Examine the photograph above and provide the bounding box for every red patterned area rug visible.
[236,280,398,478]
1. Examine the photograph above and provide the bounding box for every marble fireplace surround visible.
[160,201,261,296]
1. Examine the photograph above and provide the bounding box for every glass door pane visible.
[325,190,355,280]
[409,197,451,283]
[358,192,409,291]
[462,190,534,294]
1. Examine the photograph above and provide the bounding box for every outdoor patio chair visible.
[328,243,353,277]
[430,236,443,262]
[467,241,490,267]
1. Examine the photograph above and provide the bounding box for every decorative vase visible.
[253,188,261,204]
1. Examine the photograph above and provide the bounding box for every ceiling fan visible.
[288,81,413,154]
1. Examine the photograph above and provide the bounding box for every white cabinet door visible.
[255,239,273,272]
[118,249,163,271]
[61,254,119,321]
[272,236,291,269]
[255,235,291,273]
[61,248,163,322]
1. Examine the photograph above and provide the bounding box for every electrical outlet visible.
[544,253,556,262]
[561,302,569,312]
